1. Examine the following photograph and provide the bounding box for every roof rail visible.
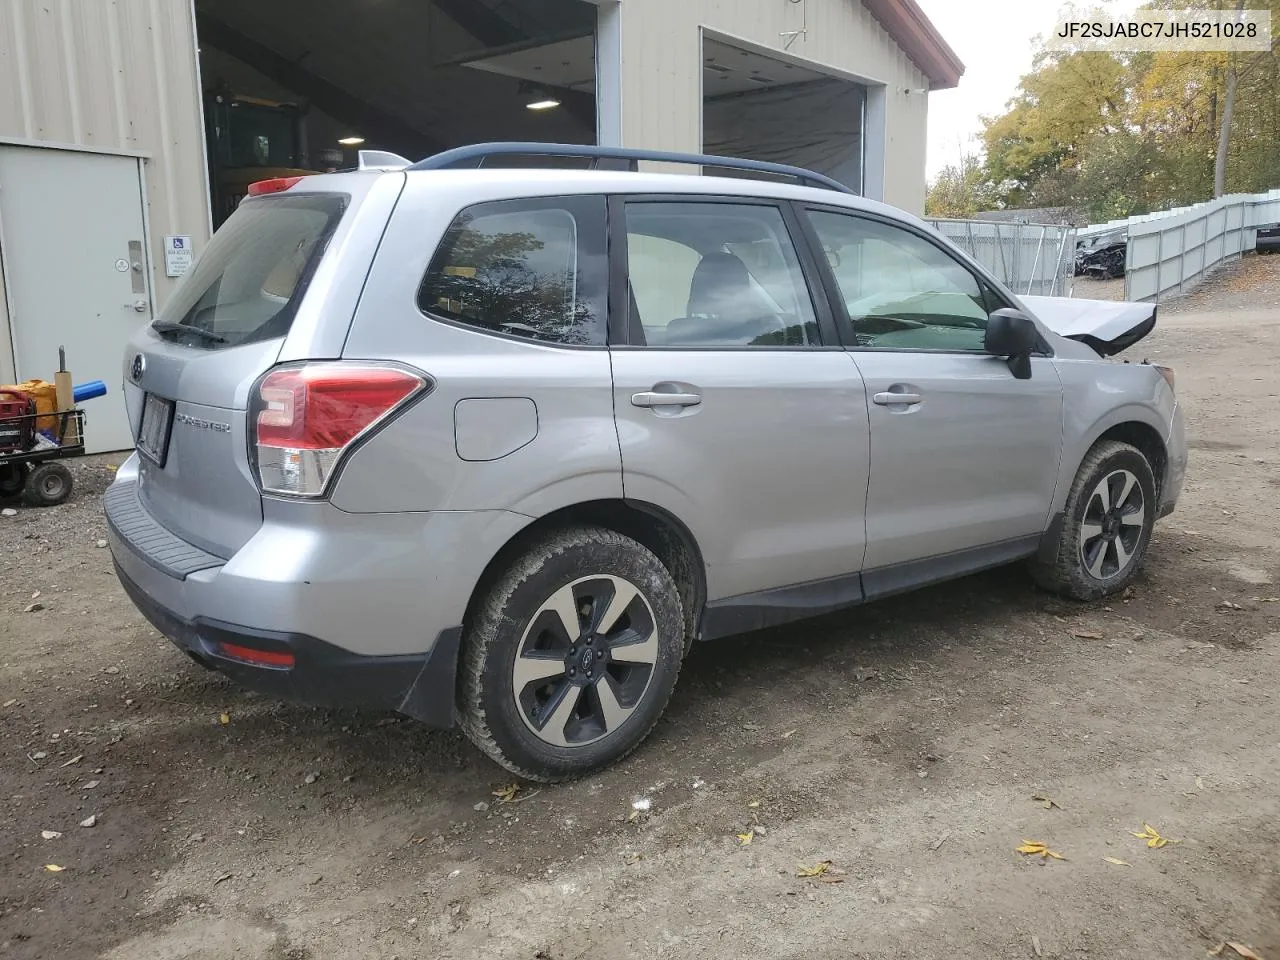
[407,142,856,194]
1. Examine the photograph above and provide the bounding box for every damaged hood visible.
[1022,295,1157,356]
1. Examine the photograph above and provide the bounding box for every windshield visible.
[154,193,347,349]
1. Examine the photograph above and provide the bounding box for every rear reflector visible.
[246,176,307,197]
[218,641,296,668]
[251,363,427,497]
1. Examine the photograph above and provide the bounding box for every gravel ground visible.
[2,256,1279,960]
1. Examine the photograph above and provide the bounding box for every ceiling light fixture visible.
[526,97,561,111]
[338,136,365,146]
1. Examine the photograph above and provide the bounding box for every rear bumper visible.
[105,454,532,726]
[114,559,461,725]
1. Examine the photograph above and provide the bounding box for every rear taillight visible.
[247,176,306,196]
[251,363,427,497]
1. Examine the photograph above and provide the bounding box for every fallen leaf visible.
[1016,840,1066,861]
[1072,630,1103,640]
[930,832,951,852]
[3,698,17,708]
[1031,794,1063,810]
[1102,856,1130,866]
[492,784,519,803]
[1131,823,1180,848]
[219,713,230,726]
[408,836,427,845]
[797,860,833,878]
[214,872,233,884]
[60,755,83,767]
[1032,934,1044,957]
[780,729,797,739]
[44,864,64,873]
[623,852,643,865]
[736,831,754,846]
[747,800,761,808]
[1196,776,1206,790]
[1226,944,1263,960]
[1253,597,1279,603]
[626,809,641,823]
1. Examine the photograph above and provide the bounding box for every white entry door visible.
[0,146,152,453]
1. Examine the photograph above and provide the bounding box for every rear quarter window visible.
[155,193,347,348]
[417,196,607,346]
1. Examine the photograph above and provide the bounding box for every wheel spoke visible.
[1120,504,1146,527]
[512,652,566,691]
[1085,538,1108,579]
[545,583,583,643]
[1081,521,1105,543]
[535,682,582,747]
[594,676,633,734]
[1116,471,1138,510]
[1094,479,1111,512]
[594,577,639,635]
[1112,536,1132,571]
[608,627,659,666]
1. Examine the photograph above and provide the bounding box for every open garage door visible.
[702,38,865,194]
[195,0,598,226]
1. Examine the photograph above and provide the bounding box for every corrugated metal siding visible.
[615,0,930,212]
[0,0,210,310]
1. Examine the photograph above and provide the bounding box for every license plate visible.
[137,393,174,466]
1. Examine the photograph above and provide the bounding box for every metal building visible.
[0,0,961,452]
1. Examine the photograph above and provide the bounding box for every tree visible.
[925,153,998,218]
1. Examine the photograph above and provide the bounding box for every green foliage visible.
[932,0,1280,221]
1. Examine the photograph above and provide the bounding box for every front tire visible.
[22,462,73,507]
[1030,441,1157,600]
[458,526,686,782]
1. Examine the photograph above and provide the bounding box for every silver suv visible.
[107,144,1186,781]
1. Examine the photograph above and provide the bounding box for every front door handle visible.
[632,391,702,408]
[872,391,922,405]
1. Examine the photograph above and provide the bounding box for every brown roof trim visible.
[861,0,965,90]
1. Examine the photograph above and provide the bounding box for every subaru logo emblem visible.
[130,354,145,383]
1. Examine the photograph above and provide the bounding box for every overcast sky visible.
[915,0,1145,180]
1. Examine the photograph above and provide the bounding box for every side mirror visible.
[984,308,1039,380]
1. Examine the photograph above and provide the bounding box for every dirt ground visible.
[3,255,1279,960]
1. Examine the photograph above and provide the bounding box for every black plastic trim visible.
[1037,512,1067,563]
[113,561,460,728]
[699,534,1044,639]
[860,534,1041,602]
[701,572,864,641]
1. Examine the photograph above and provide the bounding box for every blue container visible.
[73,380,107,403]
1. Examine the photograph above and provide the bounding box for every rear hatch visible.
[122,174,401,558]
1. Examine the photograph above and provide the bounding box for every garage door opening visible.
[702,37,865,193]
[195,0,598,227]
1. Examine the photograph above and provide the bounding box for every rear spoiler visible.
[1021,296,1157,357]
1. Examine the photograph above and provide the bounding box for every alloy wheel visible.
[512,575,659,747]
[1079,468,1146,580]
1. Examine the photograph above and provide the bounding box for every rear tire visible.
[1030,441,1156,600]
[0,462,28,499]
[458,526,685,782]
[22,462,73,507]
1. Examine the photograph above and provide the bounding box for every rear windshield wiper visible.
[152,322,227,344]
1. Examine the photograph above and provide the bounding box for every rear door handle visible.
[632,391,701,408]
[872,391,922,405]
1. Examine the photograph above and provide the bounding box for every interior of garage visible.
[194,0,600,226]
[702,37,865,193]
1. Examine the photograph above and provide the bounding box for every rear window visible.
[154,193,347,349]
[417,196,607,346]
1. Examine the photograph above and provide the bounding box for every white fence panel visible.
[1086,188,1280,302]
[923,219,1076,296]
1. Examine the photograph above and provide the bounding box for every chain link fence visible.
[924,219,1077,297]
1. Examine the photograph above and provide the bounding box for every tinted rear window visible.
[154,193,346,349]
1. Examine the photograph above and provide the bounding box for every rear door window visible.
[155,193,347,349]
[417,196,607,346]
